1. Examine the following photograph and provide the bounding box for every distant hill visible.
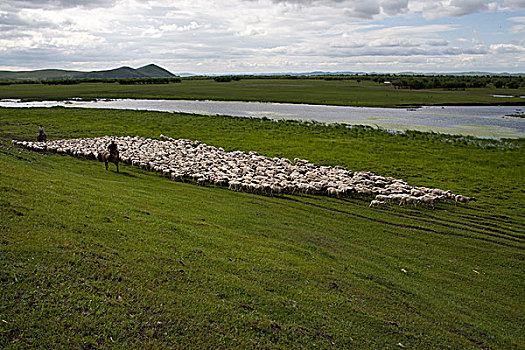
[0,64,176,81]
[135,64,175,78]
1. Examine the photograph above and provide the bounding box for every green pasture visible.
[1,107,524,349]
[1,78,524,107]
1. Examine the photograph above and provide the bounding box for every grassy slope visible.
[1,108,524,349]
[1,79,524,107]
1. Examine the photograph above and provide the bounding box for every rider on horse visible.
[104,140,120,172]
[37,125,47,142]
[107,140,118,159]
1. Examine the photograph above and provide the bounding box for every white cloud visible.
[380,0,409,16]
[489,43,524,53]
[509,24,525,33]
[500,0,525,10]
[0,0,524,73]
[417,0,494,20]
[507,16,525,33]
[344,1,381,19]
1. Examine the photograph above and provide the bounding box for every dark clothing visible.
[37,132,46,142]
[108,143,118,155]
[37,126,46,142]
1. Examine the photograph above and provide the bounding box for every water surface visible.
[1,99,524,138]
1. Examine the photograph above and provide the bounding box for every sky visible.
[1,0,524,74]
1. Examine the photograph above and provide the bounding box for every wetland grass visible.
[1,78,524,107]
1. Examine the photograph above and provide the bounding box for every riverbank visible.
[2,100,524,139]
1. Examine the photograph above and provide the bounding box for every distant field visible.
[1,107,524,349]
[1,78,524,107]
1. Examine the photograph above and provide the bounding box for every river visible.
[1,99,524,139]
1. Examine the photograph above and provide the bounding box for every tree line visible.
[0,74,523,90]
[319,74,524,89]
[386,75,524,90]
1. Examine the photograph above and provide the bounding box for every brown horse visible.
[37,131,47,142]
[102,150,119,172]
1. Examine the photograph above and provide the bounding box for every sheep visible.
[327,187,340,197]
[228,180,242,191]
[431,188,449,197]
[369,200,386,208]
[270,184,283,195]
[455,195,477,206]
[375,194,391,203]
[419,194,445,209]
[13,135,470,210]
[410,188,425,197]
[400,196,421,207]
[389,193,407,204]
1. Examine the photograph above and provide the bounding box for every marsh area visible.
[2,98,524,138]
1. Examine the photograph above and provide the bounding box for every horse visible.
[102,150,119,172]
[37,131,47,142]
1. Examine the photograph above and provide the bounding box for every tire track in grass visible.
[415,208,525,238]
[277,196,525,251]
[454,213,525,236]
[429,204,525,234]
[443,216,523,240]
[379,209,525,244]
[329,197,525,245]
[135,174,525,247]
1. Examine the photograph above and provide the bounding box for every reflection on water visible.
[1,99,524,139]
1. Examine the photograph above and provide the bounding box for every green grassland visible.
[1,107,524,349]
[1,78,524,107]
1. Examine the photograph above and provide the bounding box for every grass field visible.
[1,107,524,349]
[1,78,524,107]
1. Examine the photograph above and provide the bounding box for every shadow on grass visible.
[118,171,136,178]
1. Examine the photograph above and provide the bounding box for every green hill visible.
[135,63,175,78]
[0,69,82,81]
[1,107,524,349]
[0,64,175,81]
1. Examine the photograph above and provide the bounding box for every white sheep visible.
[369,200,386,208]
[14,135,470,210]
[419,194,444,208]
[375,194,391,203]
[455,195,477,206]
[400,196,421,207]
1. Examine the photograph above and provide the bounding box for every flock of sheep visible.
[12,135,475,208]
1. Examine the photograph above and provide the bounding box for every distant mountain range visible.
[0,64,176,81]
[180,71,525,77]
[230,71,525,77]
[1,65,523,81]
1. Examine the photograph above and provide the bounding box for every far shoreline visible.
[1,100,524,140]
[4,96,525,109]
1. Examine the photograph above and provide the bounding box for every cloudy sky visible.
[1,0,524,74]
